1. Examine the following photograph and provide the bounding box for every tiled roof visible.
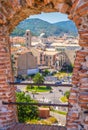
[8,123,66,130]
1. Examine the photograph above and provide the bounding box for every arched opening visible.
[10,12,79,126]
[0,0,88,130]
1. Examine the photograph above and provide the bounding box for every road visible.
[50,111,66,126]
[16,81,70,108]
[16,81,70,125]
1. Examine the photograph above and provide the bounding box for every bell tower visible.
[25,30,32,48]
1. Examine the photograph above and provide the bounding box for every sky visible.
[29,12,69,23]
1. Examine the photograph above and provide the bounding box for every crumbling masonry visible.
[0,0,88,130]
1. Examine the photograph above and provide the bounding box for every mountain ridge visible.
[11,18,78,37]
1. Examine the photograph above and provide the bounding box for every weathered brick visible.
[0,0,88,130]
[76,3,88,14]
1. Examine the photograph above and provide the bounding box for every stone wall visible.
[0,0,88,129]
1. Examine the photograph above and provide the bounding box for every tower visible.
[25,30,32,48]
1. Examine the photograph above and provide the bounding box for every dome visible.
[39,33,47,38]
[26,29,30,31]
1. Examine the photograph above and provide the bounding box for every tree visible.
[64,91,70,99]
[33,73,44,87]
[16,92,38,122]
[61,63,73,73]
[43,69,50,76]
[26,85,33,90]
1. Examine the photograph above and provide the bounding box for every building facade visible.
[14,51,38,76]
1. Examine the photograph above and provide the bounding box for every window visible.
[27,32,29,35]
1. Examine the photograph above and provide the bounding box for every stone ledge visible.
[7,123,67,130]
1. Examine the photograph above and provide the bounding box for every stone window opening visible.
[0,0,88,130]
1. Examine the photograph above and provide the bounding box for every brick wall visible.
[0,26,18,129]
[0,0,88,129]
[66,0,88,130]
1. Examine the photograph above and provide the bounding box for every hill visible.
[11,18,78,37]
[53,21,78,36]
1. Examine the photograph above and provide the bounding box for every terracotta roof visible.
[8,123,66,130]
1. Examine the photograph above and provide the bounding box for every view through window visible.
[10,12,79,126]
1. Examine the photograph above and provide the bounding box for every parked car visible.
[15,79,22,83]
[58,89,62,92]
[16,89,21,92]
[55,81,62,85]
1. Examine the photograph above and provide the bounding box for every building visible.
[31,48,59,70]
[51,42,80,65]
[38,107,50,118]
[39,33,48,44]
[14,50,38,76]
[44,50,59,69]
[10,36,25,45]
[31,46,73,71]
[55,52,71,70]
[31,48,45,66]
[25,30,32,48]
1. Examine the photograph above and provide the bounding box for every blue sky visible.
[29,12,69,23]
